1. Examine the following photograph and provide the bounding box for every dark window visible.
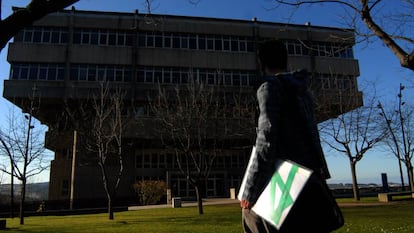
[239,40,246,52]
[181,37,188,49]
[48,65,57,80]
[231,40,238,51]
[172,36,180,48]
[57,66,65,80]
[73,31,81,44]
[225,74,232,85]
[21,66,29,79]
[136,155,143,168]
[51,31,60,43]
[108,33,116,45]
[155,33,163,47]
[79,65,87,81]
[189,37,197,49]
[147,34,154,47]
[233,74,240,86]
[287,43,295,54]
[42,31,50,43]
[24,30,33,42]
[33,30,42,42]
[97,68,105,81]
[39,66,47,80]
[88,67,96,81]
[137,70,145,82]
[117,34,125,46]
[125,34,133,46]
[99,33,108,45]
[107,68,115,81]
[172,69,180,83]
[241,74,248,86]
[124,69,132,82]
[215,37,222,50]
[29,66,38,80]
[61,32,68,43]
[90,31,98,44]
[164,70,171,83]
[116,69,123,82]
[145,71,153,83]
[207,38,214,50]
[207,73,215,85]
[198,36,206,50]
[82,33,90,44]
[70,66,78,80]
[154,70,162,83]
[14,31,24,42]
[247,41,254,52]
[181,72,189,84]
[164,35,172,48]
[223,39,230,51]
[138,34,146,47]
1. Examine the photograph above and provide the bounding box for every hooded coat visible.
[242,69,331,205]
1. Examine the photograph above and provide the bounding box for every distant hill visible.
[0,182,48,201]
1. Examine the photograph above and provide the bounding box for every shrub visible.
[132,180,167,205]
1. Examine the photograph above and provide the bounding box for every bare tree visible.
[319,85,387,201]
[0,90,49,224]
[0,0,79,52]
[149,77,255,215]
[378,83,414,191]
[65,82,125,220]
[273,0,414,73]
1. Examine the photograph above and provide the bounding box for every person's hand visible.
[240,199,253,209]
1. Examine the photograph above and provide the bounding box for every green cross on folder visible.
[269,164,299,225]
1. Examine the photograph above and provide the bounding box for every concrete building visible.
[3,8,362,207]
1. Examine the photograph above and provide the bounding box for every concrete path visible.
[128,198,240,211]
[127,197,390,211]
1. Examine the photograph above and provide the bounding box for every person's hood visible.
[277,69,310,95]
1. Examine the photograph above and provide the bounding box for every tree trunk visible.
[10,166,14,218]
[108,197,114,220]
[398,157,406,191]
[195,185,204,215]
[407,162,414,192]
[19,179,26,225]
[350,161,360,201]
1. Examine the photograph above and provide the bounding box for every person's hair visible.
[257,39,288,70]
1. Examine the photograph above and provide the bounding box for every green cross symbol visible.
[269,164,299,225]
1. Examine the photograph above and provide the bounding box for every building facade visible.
[3,8,362,207]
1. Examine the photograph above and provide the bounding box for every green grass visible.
[3,200,414,233]
[337,201,414,233]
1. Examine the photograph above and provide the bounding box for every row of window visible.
[10,62,356,92]
[135,174,239,197]
[136,67,256,86]
[11,63,66,81]
[11,63,257,87]
[313,73,356,90]
[135,152,248,169]
[15,27,69,44]
[14,26,354,58]
[136,32,253,52]
[286,40,354,58]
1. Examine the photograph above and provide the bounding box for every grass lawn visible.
[3,199,414,233]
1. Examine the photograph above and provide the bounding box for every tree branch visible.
[0,0,79,51]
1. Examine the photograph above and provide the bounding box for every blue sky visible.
[1,0,413,184]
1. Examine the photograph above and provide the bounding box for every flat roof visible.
[12,6,354,33]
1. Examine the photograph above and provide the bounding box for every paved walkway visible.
[127,198,390,211]
[128,198,240,210]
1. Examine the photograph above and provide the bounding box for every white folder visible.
[238,146,313,229]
